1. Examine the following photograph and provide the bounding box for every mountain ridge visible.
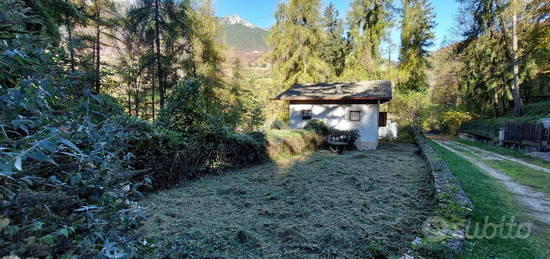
[218,15,270,65]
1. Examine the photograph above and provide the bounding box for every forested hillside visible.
[0,0,548,257]
[423,0,549,134]
[220,19,269,52]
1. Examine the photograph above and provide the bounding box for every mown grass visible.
[139,144,435,258]
[456,139,550,169]
[428,139,549,258]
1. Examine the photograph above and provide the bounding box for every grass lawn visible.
[447,142,550,197]
[429,140,549,258]
[482,159,550,197]
[138,144,435,258]
[456,139,550,169]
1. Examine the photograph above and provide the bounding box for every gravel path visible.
[448,141,550,174]
[529,152,550,163]
[435,140,550,226]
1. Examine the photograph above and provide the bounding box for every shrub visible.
[265,129,323,157]
[158,78,239,136]
[397,125,416,143]
[304,119,330,136]
[504,101,550,117]
[270,120,289,130]
[438,110,473,136]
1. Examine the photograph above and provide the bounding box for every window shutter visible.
[379,112,387,127]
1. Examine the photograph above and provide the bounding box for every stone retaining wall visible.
[414,134,474,251]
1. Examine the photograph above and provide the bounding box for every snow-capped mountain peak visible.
[222,15,256,28]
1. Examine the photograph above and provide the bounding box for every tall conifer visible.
[345,0,393,80]
[398,0,435,91]
[267,0,330,86]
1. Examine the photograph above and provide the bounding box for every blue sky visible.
[214,0,463,57]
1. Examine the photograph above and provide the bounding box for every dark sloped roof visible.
[273,80,392,100]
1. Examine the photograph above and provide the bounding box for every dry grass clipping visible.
[139,143,435,258]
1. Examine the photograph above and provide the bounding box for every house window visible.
[349,111,361,121]
[302,110,312,120]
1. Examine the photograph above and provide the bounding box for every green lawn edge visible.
[427,139,548,258]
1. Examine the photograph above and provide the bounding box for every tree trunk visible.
[501,94,507,114]
[135,76,140,117]
[493,94,498,118]
[127,78,132,115]
[66,19,76,72]
[511,6,521,116]
[155,0,164,108]
[95,11,101,94]
[150,62,156,121]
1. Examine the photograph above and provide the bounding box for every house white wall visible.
[289,104,380,150]
[379,120,398,140]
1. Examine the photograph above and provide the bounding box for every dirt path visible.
[434,140,550,226]
[529,151,550,163]
[448,141,550,173]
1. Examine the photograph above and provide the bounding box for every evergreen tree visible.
[267,0,330,86]
[320,3,348,78]
[457,0,549,116]
[189,0,225,101]
[398,0,435,91]
[454,0,547,116]
[128,0,177,107]
[87,0,118,94]
[345,0,393,80]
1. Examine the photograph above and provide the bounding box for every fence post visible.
[537,123,543,152]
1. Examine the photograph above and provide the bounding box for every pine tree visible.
[320,3,347,78]
[399,0,435,91]
[128,0,180,107]
[267,0,330,86]
[85,0,118,94]
[345,0,393,80]
[189,0,225,100]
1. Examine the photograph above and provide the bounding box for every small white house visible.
[272,80,393,150]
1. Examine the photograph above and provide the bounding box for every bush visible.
[270,120,289,130]
[158,78,239,136]
[265,129,323,157]
[438,110,473,136]
[397,125,416,143]
[504,101,550,117]
[304,119,330,136]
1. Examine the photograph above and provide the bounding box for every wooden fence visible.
[503,122,546,151]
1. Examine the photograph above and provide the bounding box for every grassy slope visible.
[456,139,550,169]
[461,101,550,141]
[428,140,548,258]
[139,144,435,258]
